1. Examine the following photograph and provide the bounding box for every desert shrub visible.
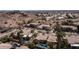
[33,39,38,44]
[62,20,73,26]
[47,42,53,49]
[1,36,11,43]
[27,42,36,49]
[4,21,8,24]
[10,33,18,39]
[38,31,42,33]
[27,19,33,24]
[42,16,46,20]
[23,20,26,24]
[66,13,73,19]
[31,29,35,33]
[62,21,69,25]
[33,33,37,37]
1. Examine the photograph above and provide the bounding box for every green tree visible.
[1,35,11,43]
[54,22,66,49]
[61,39,69,49]
[17,30,24,44]
[27,42,36,49]
[17,30,23,39]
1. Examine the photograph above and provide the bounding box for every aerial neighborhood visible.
[0,10,79,49]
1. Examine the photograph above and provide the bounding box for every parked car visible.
[36,43,49,49]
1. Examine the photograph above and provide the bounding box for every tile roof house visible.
[47,35,57,42]
[66,34,79,44]
[35,33,57,43]
[35,33,48,41]
[37,24,50,30]
[26,23,39,28]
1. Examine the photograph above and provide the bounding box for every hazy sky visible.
[0,0,78,10]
